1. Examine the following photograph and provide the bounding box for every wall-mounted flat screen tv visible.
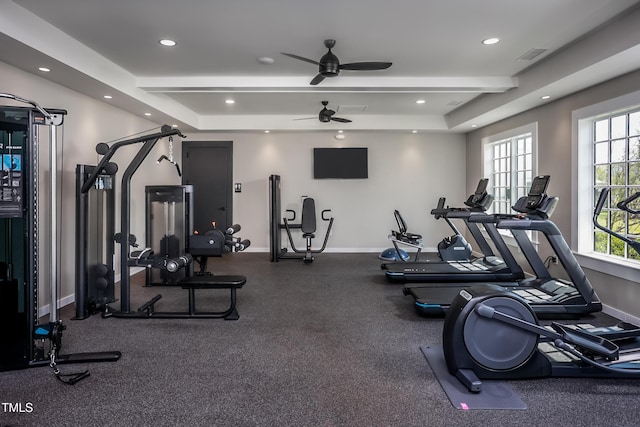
[313,147,368,179]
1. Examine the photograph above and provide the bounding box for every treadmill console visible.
[471,178,488,204]
[464,178,493,210]
[525,175,550,209]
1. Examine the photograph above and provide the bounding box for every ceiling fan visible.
[295,101,352,123]
[282,39,392,86]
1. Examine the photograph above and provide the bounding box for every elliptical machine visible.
[442,187,640,393]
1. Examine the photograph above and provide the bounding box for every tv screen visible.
[313,148,368,179]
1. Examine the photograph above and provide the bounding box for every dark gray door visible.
[182,141,233,233]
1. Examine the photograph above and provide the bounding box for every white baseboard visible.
[244,247,438,253]
[38,293,76,318]
[602,304,640,326]
[38,266,146,317]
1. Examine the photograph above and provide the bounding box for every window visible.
[573,90,640,281]
[482,123,537,215]
[592,111,640,260]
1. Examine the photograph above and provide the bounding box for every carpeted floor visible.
[2,253,639,426]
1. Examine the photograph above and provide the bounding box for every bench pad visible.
[179,275,246,289]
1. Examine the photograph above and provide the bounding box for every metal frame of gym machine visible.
[269,174,333,262]
[144,184,194,286]
[0,94,120,381]
[78,126,250,320]
[78,125,197,318]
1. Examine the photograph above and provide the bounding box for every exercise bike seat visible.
[301,198,317,236]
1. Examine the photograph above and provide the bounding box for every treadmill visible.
[383,179,524,283]
[403,175,603,318]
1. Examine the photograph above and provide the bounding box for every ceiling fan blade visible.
[331,117,352,123]
[310,74,326,85]
[281,53,320,66]
[293,117,317,121]
[339,61,392,71]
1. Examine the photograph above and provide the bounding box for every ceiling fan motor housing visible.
[319,106,332,122]
[319,51,340,77]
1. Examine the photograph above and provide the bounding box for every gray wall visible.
[1,60,467,312]
[465,69,640,319]
[186,132,466,253]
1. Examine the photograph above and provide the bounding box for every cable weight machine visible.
[77,125,192,316]
[0,94,120,383]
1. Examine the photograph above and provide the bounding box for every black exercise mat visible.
[421,345,527,410]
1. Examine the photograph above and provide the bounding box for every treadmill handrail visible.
[467,213,516,223]
[496,217,601,308]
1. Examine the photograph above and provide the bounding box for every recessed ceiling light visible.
[412,130,418,133]
[172,124,178,128]
[541,95,551,100]
[264,130,270,134]
[103,95,112,99]
[338,130,344,133]
[335,134,345,140]
[144,113,152,116]
[482,37,500,45]
[416,99,426,104]
[258,57,274,65]
[159,39,177,47]
[225,99,235,104]
[471,124,478,128]
[38,67,50,72]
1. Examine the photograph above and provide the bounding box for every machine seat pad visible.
[179,275,246,289]
[301,198,317,234]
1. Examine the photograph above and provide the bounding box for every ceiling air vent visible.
[516,48,548,61]
[337,105,367,113]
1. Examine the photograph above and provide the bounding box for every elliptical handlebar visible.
[617,191,640,215]
[595,187,610,217]
[594,187,640,253]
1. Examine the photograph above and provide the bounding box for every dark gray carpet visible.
[2,253,640,426]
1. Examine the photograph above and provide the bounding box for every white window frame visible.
[571,89,640,282]
[482,122,538,245]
